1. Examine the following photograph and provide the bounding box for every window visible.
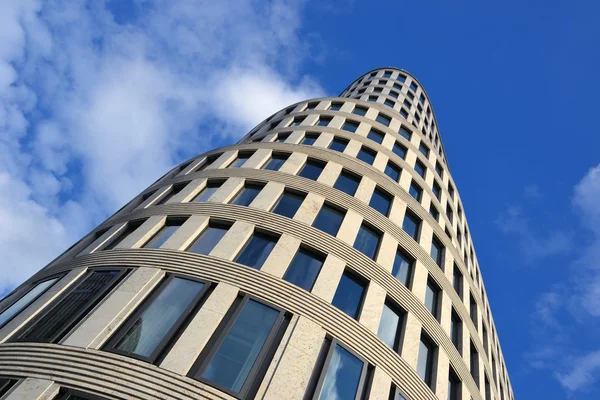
[289,116,305,127]
[367,95,378,102]
[352,106,367,116]
[414,159,426,178]
[377,300,405,349]
[398,126,412,140]
[425,278,440,319]
[384,99,395,108]
[369,187,392,216]
[367,129,384,144]
[334,170,361,196]
[417,332,436,388]
[392,250,413,287]
[389,385,408,400]
[451,309,462,354]
[470,342,480,387]
[187,223,230,255]
[389,90,399,99]
[302,133,319,145]
[331,271,366,319]
[399,108,409,118]
[308,339,369,400]
[329,102,342,111]
[342,120,360,133]
[432,181,442,200]
[376,113,391,126]
[283,248,324,291]
[229,153,252,168]
[357,146,376,165]
[231,183,263,207]
[105,275,209,362]
[385,161,401,182]
[430,235,444,268]
[0,277,59,328]
[403,99,412,108]
[12,269,125,343]
[397,74,406,83]
[263,153,288,171]
[453,265,463,298]
[306,102,318,110]
[235,232,278,269]
[383,71,392,78]
[189,296,290,397]
[483,325,489,357]
[195,155,220,172]
[435,162,444,178]
[429,204,439,221]
[317,117,332,126]
[275,132,290,142]
[353,224,381,260]
[192,181,222,203]
[402,210,421,241]
[55,389,109,400]
[408,181,423,203]
[299,159,325,180]
[418,143,429,158]
[448,184,455,200]
[144,219,185,249]
[313,203,345,237]
[156,182,188,205]
[449,369,462,400]
[485,376,491,400]
[470,293,478,328]
[446,205,454,224]
[410,82,418,92]
[393,142,407,159]
[329,137,348,152]
[272,190,305,218]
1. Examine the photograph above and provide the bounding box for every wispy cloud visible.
[0,0,324,292]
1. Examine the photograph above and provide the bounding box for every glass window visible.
[357,147,376,165]
[369,188,392,216]
[409,181,422,201]
[329,102,342,111]
[389,90,399,99]
[331,271,366,319]
[393,142,407,159]
[425,279,440,319]
[470,342,480,386]
[367,129,384,144]
[410,82,418,92]
[275,132,290,142]
[144,219,185,249]
[313,203,345,237]
[402,210,421,240]
[377,300,404,349]
[447,205,454,224]
[192,181,222,203]
[376,113,391,126]
[398,126,412,140]
[432,181,441,200]
[435,162,444,178]
[106,276,207,360]
[470,293,478,327]
[329,137,348,152]
[429,204,439,221]
[392,250,413,287]
[385,161,401,182]
[342,120,360,133]
[334,171,361,196]
[272,190,305,218]
[417,333,436,387]
[231,184,263,207]
[299,159,325,180]
[398,74,407,83]
[353,224,381,260]
[449,369,461,400]
[384,99,395,108]
[235,232,278,269]
[0,277,59,328]
[453,265,463,297]
[414,159,426,178]
[263,154,288,171]
[229,153,252,168]
[156,182,188,205]
[283,248,324,291]
[352,106,367,116]
[431,235,444,268]
[400,108,409,118]
[305,102,318,110]
[317,117,332,127]
[403,99,412,109]
[302,133,319,145]
[485,376,491,400]
[451,310,462,354]
[367,95,378,102]
[188,223,229,255]
[12,269,124,343]
[383,71,392,78]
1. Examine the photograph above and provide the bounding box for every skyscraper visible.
[0,68,513,400]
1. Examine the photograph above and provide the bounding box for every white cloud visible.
[556,351,600,392]
[0,0,324,292]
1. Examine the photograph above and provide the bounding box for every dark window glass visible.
[235,232,278,269]
[483,325,489,357]
[398,74,406,83]
[425,279,440,319]
[389,90,399,99]
[103,220,145,250]
[342,121,360,133]
[313,204,345,237]
[414,159,426,178]
[13,270,124,343]
[329,138,348,152]
[231,184,262,207]
[403,99,412,108]
[432,181,441,200]
[188,224,229,255]
[317,117,332,126]
[156,182,188,205]
[357,147,376,165]
[302,134,319,145]
[377,301,404,349]
[272,191,305,218]
[276,133,290,142]
[393,142,407,159]
[409,181,422,201]
[400,108,408,118]
[289,117,305,126]
[369,188,392,216]
[449,369,461,400]
[485,376,491,400]
[402,210,421,240]
[263,154,288,171]
[367,129,384,144]
[305,102,318,110]
[429,204,439,221]
[470,293,478,328]
[407,91,415,100]
[352,106,367,116]
[283,248,324,291]
[431,236,444,268]
[107,276,207,360]
[471,342,480,387]
[453,265,463,298]
[398,126,412,140]
[0,277,59,328]
[0,379,17,398]
[229,153,252,168]
[353,224,381,260]
[55,389,108,400]
[368,95,378,102]
[447,205,454,224]
[334,171,361,196]
[384,99,395,108]
[329,102,342,111]
[193,182,222,203]
[299,159,325,180]
[383,71,392,78]
[392,250,413,287]
[331,272,366,319]
[417,333,436,387]
[385,162,401,182]
[376,113,391,126]
[410,82,418,92]
[451,310,462,354]
[435,162,444,177]
[144,220,184,249]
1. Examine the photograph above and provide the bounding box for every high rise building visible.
[0,68,513,400]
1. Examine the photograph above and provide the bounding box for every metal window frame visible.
[332,269,368,321]
[380,298,407,353]
[230,182,265,207]
[426,278,442,321]
[0,377,18,397]
[102,219,146,251]
[354,222,382,261]
[142,217,188,248]
[419,331,438,388]
[234,229,280,269]
[283,245,326,292]
[334,169,361,196]
[392,248,415,289]
[402,209,422,242]
[370,187,392,217]
[186,219,233,254]
[271,189,306,218]
[312,202,346,237]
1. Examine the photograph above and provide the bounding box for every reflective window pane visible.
[402,211,420,240]
[334,172,360,196]
[417,335,435,385]
[231,185,262,207]
[236,233,277,269]
[302,134,318,145]
[392,251,412,286]
[425,280,439,318]
[299,160,324,180]
[367,129,384,144]
[357,147,376,165]
[144,222,182,249]
[329,138,348,152]
[272,191,305,218]
[409,182,422,201]
[393,142,407,159]
[193,182,221,203]
[313,204,345,237]
[283,249,324,291]
[331,272,365,319]
[0,278,58,328]
[317,344,364,400]
[353,224,380,260]
[377,302,402,349]
[385,162,401,182]
[188,225,229,255]
[229,154,251,168]
[263,155,288,171]
[369,188,391,216]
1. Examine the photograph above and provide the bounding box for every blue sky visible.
[1,1,599,398]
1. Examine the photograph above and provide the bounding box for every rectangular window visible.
[403,99,412,109]
[313,203,345,237]
[402,210,421,241]
[377,300,405,350]
[447,205,454,224]
[263,153,288,171]
[156,182,188,205]
[143,219,185,249]
[485,375,491,400]
[306,102,318,110]
[470,293,478,328]
[331,271,366,319]
[449,368,461,400]
[409,181,422,202]
[367,129,385,144]
[189,296,290,398]
[192,181,222,203]
[329,102,342,111]
[352,106,367,116]
[451,309,462,354]
[392,249,413,287]
[229,152,253,168]
[393,142,407,159]
[419,143,429,157]
[432,181,441,200]
[385,161,401,182]
[334,170,361,196]
[187,222,230,255]
[342,120,360,133]
[448,184,455,200]
[272,190,305,218]
[328,137,348,152]
[302,133,319,145]
[425,278,441,319]
[0,277,59,329]
[376,113,391,126]
[317,117,332,127]
[417,332,436,388]
[369,187,392,216]
[357,147,376,165]
[367,95,378,102]
[389,90,399,99]
[414,159,426,178]
[429,204,439,221]
[398,126,412,140]
[435,162,444,178]
[400,108,409,118]
[383,71,392,78]
[105,275,210,362]
[430,235,444,268]
[12,269,126,343]
[384,99,395,108]
[483,326,489,357]
[283,248,324,291]
[299,159,325,181]
[231,183,263,207]
[353,223,381,260]
[235,231,278,269]
[453,264,463,298]
[409,82,418,92]
[471,342,480,387]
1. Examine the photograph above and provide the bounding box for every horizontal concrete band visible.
[43,249,482,400]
